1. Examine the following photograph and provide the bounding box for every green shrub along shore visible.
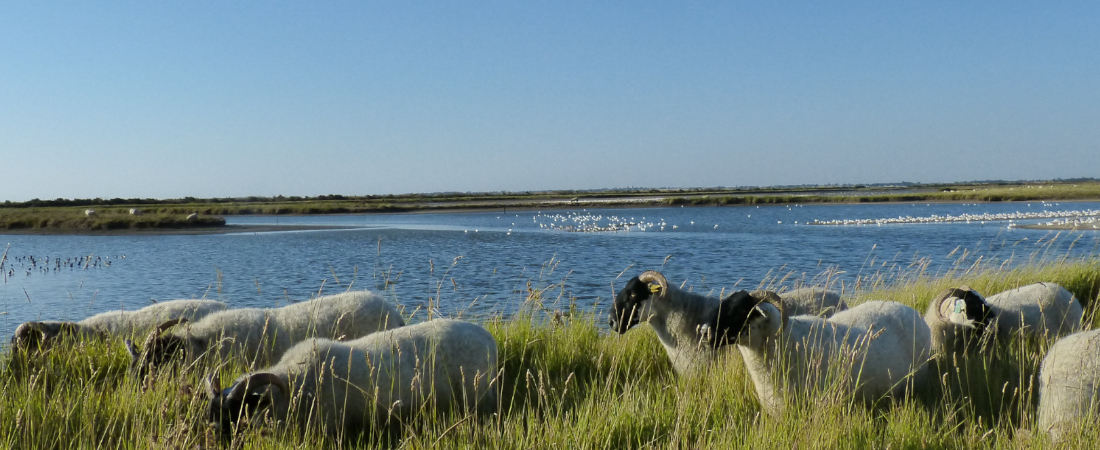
[3,180,1099,233]
[2,257,1099,449]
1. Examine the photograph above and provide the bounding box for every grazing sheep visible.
[185,213,199,222]
[705,295,932,415]
[84,209,96,217]
[129,208,141,215]
[205,319,498,438]
[924,283,1083,358]
[609,270,842,374]
[128,290,403,377]
[777,287,848,317]
[11,299,228,351]
[1037,328,1100,443]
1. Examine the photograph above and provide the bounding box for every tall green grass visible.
[2,258,1098,448]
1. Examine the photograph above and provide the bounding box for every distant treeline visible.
[3,178,1098,212]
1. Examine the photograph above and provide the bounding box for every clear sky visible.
[2,2,1098,201]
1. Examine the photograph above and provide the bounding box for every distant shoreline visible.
[3,181,1100,234]
[0,224,360,236]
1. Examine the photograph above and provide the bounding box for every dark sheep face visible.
[945,288,995,332]
[206,381,274,438]
[129,335,192,380]
[11,322,76,352]
[610,277,654,334]
[706,290,761,349]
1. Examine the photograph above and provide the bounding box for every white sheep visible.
[11,299,228,351]
[1037,328,1100,443]
[128,290,403,377]
[924,283,1083,358]
[705,295,932,415]
[205,319,498,438]
[609,270,843,374]
[777,287,848,317]
[84,209,96,217]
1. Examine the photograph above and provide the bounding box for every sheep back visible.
[828,301,932,398]
[217,319,497,437]
[778,287,847,317]
[179,290,403,367]
[985,282,1082,342]
[80,299,228,337]
[743,301,930,412]
[12,299,227,350]
[1038,328,1100,442]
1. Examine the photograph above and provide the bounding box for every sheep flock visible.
[6,271,1099,445]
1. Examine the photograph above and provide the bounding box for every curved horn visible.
[934,286,981,319]
[637,270,669,298]
[155,318,188,334]
[140,318,186,350]
[13,322,48,349]
[227,373,289,402]
[750,289,787,328]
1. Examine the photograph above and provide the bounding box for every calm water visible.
[3,201,1099,339]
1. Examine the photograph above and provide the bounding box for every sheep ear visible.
[125,339,139,359]
[205,374,222,399]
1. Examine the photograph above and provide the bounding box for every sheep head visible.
[610,270,668,334]
[206,372,289,437]
[934,286,994,332]
[11,321,80,352]
[704,289,785,349]
[127,318,195,380]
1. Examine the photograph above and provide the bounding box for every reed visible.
[2,257,1098,448]
[0,208,225,232]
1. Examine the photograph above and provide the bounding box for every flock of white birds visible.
[525,206,1100,233]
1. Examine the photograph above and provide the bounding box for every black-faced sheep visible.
[128,290,403,378]
[1037,328,1100,443]
[11,299,228,352]
[924,282,1082,358]
[705,293,932,415]
[205,319,498,439]
[609,270,844,374]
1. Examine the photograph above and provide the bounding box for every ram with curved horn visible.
[610,270,844,374]
[923,282,1082,359]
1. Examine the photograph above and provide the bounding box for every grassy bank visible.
[2,257,1098,448]
[0,208,225,233]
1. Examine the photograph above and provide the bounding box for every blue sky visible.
[2,2,1097,201]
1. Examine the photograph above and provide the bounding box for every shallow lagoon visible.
[3,201,1099,339]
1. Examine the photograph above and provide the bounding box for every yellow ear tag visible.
[648,284,662,294]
